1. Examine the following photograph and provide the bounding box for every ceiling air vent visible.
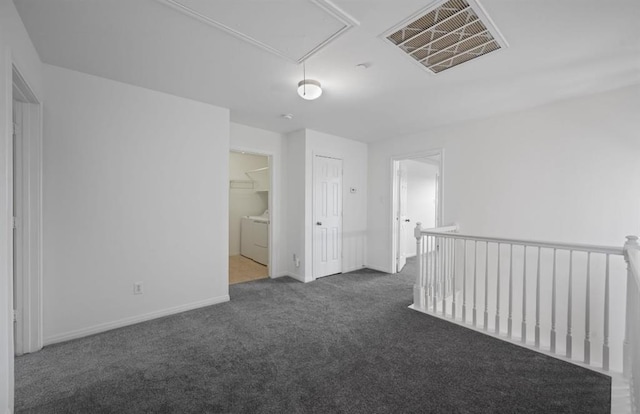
[383,0,507,74]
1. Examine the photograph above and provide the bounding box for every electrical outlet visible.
[133,282,143,295]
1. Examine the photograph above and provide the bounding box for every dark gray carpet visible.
[15,262,610,413]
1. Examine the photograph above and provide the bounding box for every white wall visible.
[286,129,368,282]
[42,64,230,344]
[369,86,640,272]
[285,129,307,280]
[403,160,438,257]
[230,122,288,277]
[228,152,268,256]
[0,0,43,411]
[368,86,640,371]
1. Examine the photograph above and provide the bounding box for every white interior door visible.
[313,155,342,278]
[397,162,409,272]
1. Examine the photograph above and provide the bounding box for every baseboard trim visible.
[286,272,305,282]
[365,264,392,274]
[342,265,367,274]
[44,295,230,346]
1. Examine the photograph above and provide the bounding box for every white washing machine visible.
[240,215,269,265]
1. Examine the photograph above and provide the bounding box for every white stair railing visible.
[413,223,639,412]
[412,224,459,314]
[624,236,640,413]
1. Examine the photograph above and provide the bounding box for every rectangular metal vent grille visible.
[386,0,503,74]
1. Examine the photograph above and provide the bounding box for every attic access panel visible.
[383,0,508,74]
[157,0,358,63]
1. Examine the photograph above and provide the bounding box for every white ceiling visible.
[14,0,640,143]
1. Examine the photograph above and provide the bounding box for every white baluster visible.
[452,238,457,320]
[484,242,489,331]
[433,237,438,313]
[508,244,514,338]
[495,243,501,334]
[432,236,436,312]
[584,252,591,364]
[423,235,428,306]
[414,223,424,309]
[603,254,610,371]
[425,236,429,305]
[522,246,527,344]
[550,249,557,353]
[462,240,467,323]
[442,237,447,315]
[535,247,541,348]
[567,250,573,359]
[473,240,478,326]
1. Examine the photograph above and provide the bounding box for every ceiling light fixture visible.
[297,61,322,100]
[297,79,322,100]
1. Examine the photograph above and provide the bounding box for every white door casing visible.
[11,66,43,354]
[313,155,342,278]
[13,100,22,355]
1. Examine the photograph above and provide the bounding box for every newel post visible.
[623,235,639,378]
[413,222,425,310]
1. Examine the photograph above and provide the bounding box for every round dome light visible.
[297,79,322,100]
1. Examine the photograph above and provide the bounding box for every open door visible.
[312,155,343,279]
[396,162,409,272]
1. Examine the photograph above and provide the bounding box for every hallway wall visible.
[42,64,230,344]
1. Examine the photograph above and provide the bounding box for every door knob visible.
[404,219,411,222]
[316,222,322,226]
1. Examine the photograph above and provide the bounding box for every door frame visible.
[311,153,343,280]
[228,146,276,279]
[11,63,43,355]
[390,149,444,275]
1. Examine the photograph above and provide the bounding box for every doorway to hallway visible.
[392,151,442,273]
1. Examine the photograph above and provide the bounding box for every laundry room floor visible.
[229,255,268,285]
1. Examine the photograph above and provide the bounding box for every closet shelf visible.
[229,179,254,190]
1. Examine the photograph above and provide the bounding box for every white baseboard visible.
[342,265,367,274]
[365,264,392,274]
[285,272,305,282]
[43,295,230,346]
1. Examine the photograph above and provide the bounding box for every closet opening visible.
[228,150,271,285]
